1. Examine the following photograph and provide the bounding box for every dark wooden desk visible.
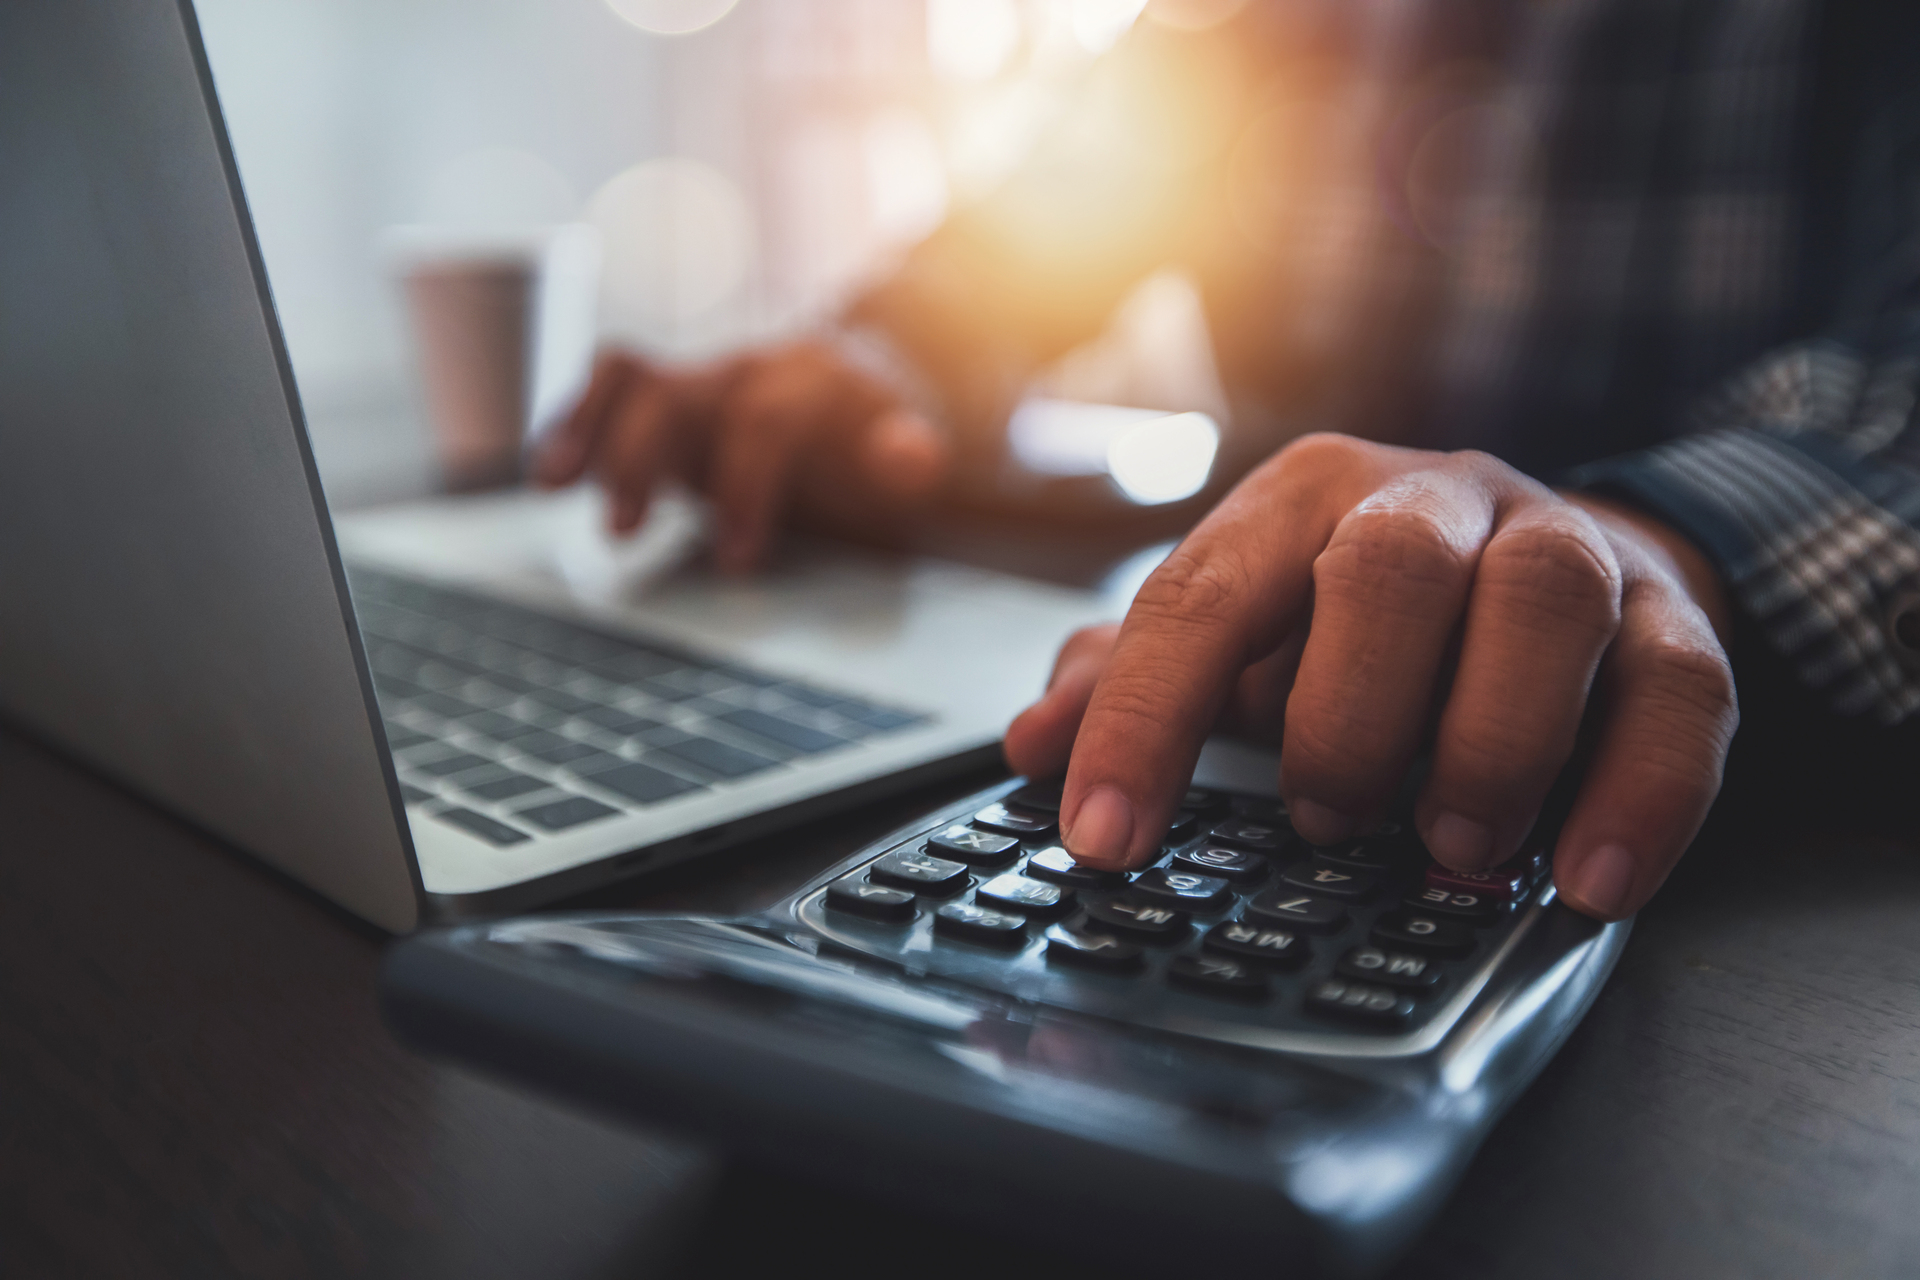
[4,715,1917,1279]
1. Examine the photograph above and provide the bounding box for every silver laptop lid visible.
[0,0,420,930]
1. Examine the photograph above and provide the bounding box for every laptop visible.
[0,0,1119,931]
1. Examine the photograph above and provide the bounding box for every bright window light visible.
[1105,410,1219,504]
[928,0,1023,81]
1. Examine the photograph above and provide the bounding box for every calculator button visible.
[1404,886,1499,923]
[1373,911,1476,957]
[927,825,1021,867]
[1164,810,1200,842]
[933,902,1028,947]
[975,873,1075,918]
[1243,890,1348,934]
[1044,921,1145,972]
[1425,863,1526,902]
[1228,796,1289,824]
[1279,861,1375,901]
[1182,787,1229,813]
[1129,868,1234,912]
[869,849,971,896]
[1313,840,1401,873]
[1023,845,1127,890]
[1209,818,1288,852]
[1004,779,1063,812]
[1167,954,1269,998]
[972,803,1056,838]
[1203,921,1310,968]
[825,876,917,923]
[1083,897,1190,942]
[1337,945,1442,991]
[1169,845,1270,886]
[1306,977,1416,1026]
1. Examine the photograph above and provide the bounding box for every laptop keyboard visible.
[346,567,928,848]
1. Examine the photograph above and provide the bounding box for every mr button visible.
[1204,921,1309,968]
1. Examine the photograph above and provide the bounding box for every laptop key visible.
[521,738,619,768]
[574,704,668,737]
[648,733,781,780]
[383,727,433,751]
[586,761,701,806]
[413,751,496,777]
[435,807,531,846]
[515,795,621,831]
[398,783,433,804]
[460,770,553,802]
[713,708,847,754]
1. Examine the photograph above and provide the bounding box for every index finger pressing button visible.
[1023,845,1127,890]
[927,825,1020,867]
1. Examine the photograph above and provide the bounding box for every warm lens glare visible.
[1106,411,1219,504]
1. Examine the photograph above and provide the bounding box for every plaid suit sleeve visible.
[1566,336,1920,725]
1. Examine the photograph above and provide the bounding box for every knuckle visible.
[1130,545,1252,635]
[1618,625,1740,748]
[1283,709,1393,802]
[1480,520,1622,635]
[1317,502,1469,601]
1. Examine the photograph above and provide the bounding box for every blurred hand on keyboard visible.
[532,339,949,574]
[1004,434,1738,923]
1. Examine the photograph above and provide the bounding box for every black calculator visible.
[383,764,1629,1277]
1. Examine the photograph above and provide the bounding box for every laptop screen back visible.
[0,0,419,930]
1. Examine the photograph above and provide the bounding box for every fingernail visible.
[1066,786,1134,866]
[1426,812,1496,870]
[1565,843,1637,919]
[1289,798,1359,846]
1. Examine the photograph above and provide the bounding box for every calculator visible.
[382,755,1629,1277]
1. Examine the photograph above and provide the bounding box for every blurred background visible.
[196,0,1229,509]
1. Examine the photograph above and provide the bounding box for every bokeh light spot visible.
[586,158,754,340]
[603,0,740,37]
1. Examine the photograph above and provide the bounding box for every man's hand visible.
[1004,434,1738,921]
[533,339,950,574]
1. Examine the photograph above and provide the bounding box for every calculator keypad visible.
[810,783,1555,1041]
